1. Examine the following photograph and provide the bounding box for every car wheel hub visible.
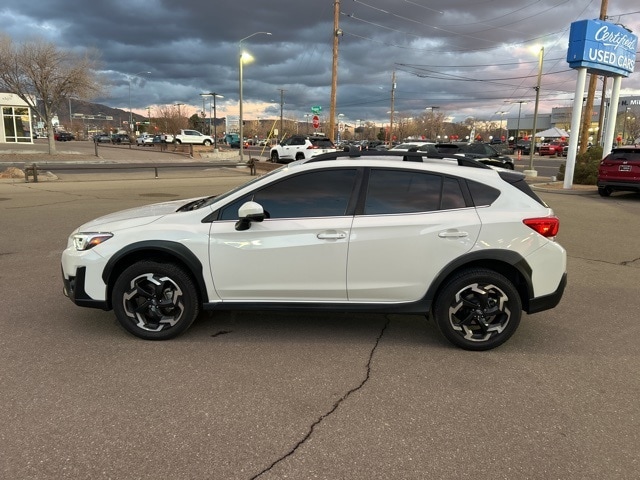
[448,283,511,342]
[122,273,185,332]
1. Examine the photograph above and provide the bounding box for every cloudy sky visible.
[2,0,639,127]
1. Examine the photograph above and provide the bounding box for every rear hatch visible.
[599,147,640,183]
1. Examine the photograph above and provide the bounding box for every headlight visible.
[73,232,113,251]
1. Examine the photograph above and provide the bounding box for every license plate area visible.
[619,165,632,172]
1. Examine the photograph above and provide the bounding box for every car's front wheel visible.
[433,268,522,351]
[203,139,212,146]
[112,261,200,340]
[270,151,279,163]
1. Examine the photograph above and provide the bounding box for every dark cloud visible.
[2,0,639,125]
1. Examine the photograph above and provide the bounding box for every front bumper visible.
[62,265,109,310]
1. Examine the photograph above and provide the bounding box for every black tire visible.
[175,139,182,144]
[295,153,305,160]
[270,151,279,163]
[112,261,200,340]
[203,139,212,146]
[598,186,612,197]
[433,268,522,351]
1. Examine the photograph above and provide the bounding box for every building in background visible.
[1,92,34,143]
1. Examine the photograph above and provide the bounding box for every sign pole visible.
[563,68,588,190]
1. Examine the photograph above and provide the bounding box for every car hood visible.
[77,197,205,230]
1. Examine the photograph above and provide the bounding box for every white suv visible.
[270,135,336,163]
[173,129,214,145]
[61,151,566,350]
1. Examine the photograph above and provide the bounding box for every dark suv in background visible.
[434,142,515,169]
[597,145,640,196]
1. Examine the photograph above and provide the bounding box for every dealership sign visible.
[567,19,637,77]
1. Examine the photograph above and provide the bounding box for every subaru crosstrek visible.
[61,150,566,350]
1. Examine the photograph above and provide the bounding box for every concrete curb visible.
[530,181,598,195]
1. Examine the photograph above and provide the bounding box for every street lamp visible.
[239,31,272,162]
[336,113,344,143]
[304,113,311,134]
[128,71,151,133]
[496,111,507,143]
[512,100,527,150]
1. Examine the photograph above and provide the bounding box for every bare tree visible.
[0,35,103,154]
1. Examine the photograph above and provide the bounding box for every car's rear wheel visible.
[598,186,612,197]
[270,151,279,163]
[433,268,521,351]
[112,261,200,340]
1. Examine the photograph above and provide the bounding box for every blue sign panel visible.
[567,19,637,77]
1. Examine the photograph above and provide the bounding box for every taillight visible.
[307,145,318,149]
[523,217,559,237]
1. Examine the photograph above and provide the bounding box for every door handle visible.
[438,229,469,238]
[317,231,347,240]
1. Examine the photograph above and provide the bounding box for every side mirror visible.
[235,201,265,231]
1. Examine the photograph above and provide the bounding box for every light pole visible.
[526,46,544,177]
[621,107,631,144]
[496,111,507,142]
[304,113,311,134]
[202,93,223,150]
[513,100,527,150]
[336,113,344,143]
[239,31,272,162]
[128,71,151,133]
[425,106,439,140]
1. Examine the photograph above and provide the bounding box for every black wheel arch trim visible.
[102,241,208,309]
[421,249,536,312]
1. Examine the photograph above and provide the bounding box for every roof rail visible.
[305,148,492,169]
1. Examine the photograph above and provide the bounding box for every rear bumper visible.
[597,180,640,190]
[527,272,567,314]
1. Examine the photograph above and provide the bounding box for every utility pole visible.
[329,0,340,143]
[279,88,285,141]
[388,70,396,147]
[579,0,608,154]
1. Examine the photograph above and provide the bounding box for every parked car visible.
[269,135,337,163]
[434,142,515,169]
[93,134,111,144]
[597,145,640,196]
[539,141,568,156]
[61,150,566,351]
[136,134,155,146]
[513,140,532,155]
[173,129,214,146]
[111,134,131,144]
[54,132,75,141]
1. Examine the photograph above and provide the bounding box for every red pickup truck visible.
[539,141,567,156]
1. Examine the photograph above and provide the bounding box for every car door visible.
[209,168,359,301]
[347,168,481,303]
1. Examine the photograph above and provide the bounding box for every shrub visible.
[557,146,602,184]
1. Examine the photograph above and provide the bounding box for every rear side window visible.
[364,169,467,214]
[466,179,500,207]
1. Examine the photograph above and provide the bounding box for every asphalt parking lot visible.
[1,141,639,479]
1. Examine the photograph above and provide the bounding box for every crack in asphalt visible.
[570,254,640,267]
[249,316,390,480]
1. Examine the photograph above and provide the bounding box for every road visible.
[1,151,639,479]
